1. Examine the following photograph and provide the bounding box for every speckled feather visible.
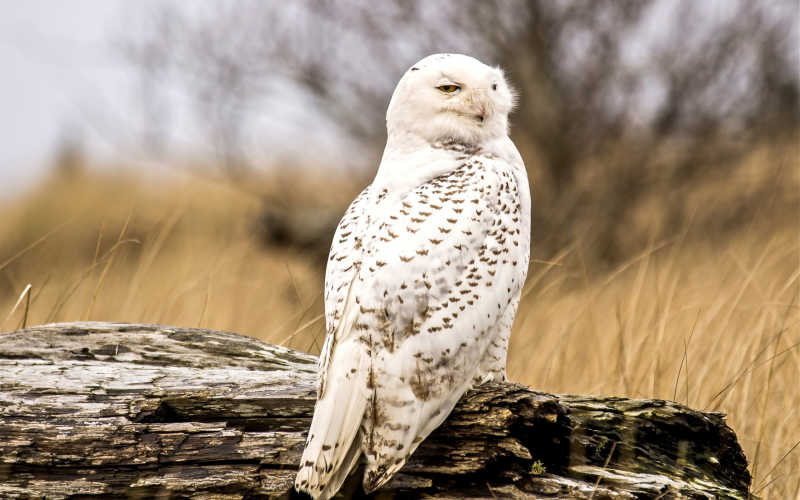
[295,54,531,499]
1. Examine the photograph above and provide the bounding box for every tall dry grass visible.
[1,151,798,497]
[512,226,799,497]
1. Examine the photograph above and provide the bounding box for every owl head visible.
[385,54,516,146]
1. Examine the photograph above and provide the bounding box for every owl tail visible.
[294,337,369,500]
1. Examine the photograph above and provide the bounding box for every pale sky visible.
[0,1,143,193]
[1,1,794,196]
[0,1,343,196]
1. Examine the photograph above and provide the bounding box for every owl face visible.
[386,54,515,145]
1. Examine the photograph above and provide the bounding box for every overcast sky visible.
[2,1,795,197]
[0,1,343,196]
[0,1,138,193]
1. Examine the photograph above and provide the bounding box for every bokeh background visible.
[1,1,798,496]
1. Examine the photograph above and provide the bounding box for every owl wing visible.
[295,185,376,499]
[295,155,529,498]
[355,156,529,492]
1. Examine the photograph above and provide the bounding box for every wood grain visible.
[0,322,750,499]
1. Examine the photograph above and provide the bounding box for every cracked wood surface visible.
[0,322,750,499]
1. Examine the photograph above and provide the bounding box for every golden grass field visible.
[1,144,798,497]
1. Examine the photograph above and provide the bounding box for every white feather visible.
[295,53,531,499]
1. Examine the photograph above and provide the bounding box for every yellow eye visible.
[437,84,460,93]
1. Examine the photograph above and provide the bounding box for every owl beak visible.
[474,103,486,123]
[472,92,488,123]
[475,105,487,123]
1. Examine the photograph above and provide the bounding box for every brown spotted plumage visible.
[295,53,530,499]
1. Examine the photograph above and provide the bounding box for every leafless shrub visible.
[121,0,799,262]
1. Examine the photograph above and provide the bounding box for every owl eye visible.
[437,85,460,93]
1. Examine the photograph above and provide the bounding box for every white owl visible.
[295,53,531,499]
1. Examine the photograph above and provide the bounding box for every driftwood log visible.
[1,322,750,499]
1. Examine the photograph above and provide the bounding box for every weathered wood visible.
[0,322,750,499]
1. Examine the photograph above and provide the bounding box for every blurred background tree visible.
[121,0,798,264]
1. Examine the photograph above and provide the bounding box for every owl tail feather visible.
[294,339,369,500]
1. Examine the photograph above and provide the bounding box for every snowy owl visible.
[295,53,531,499]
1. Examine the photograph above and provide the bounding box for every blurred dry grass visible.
[1,142,798,497]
